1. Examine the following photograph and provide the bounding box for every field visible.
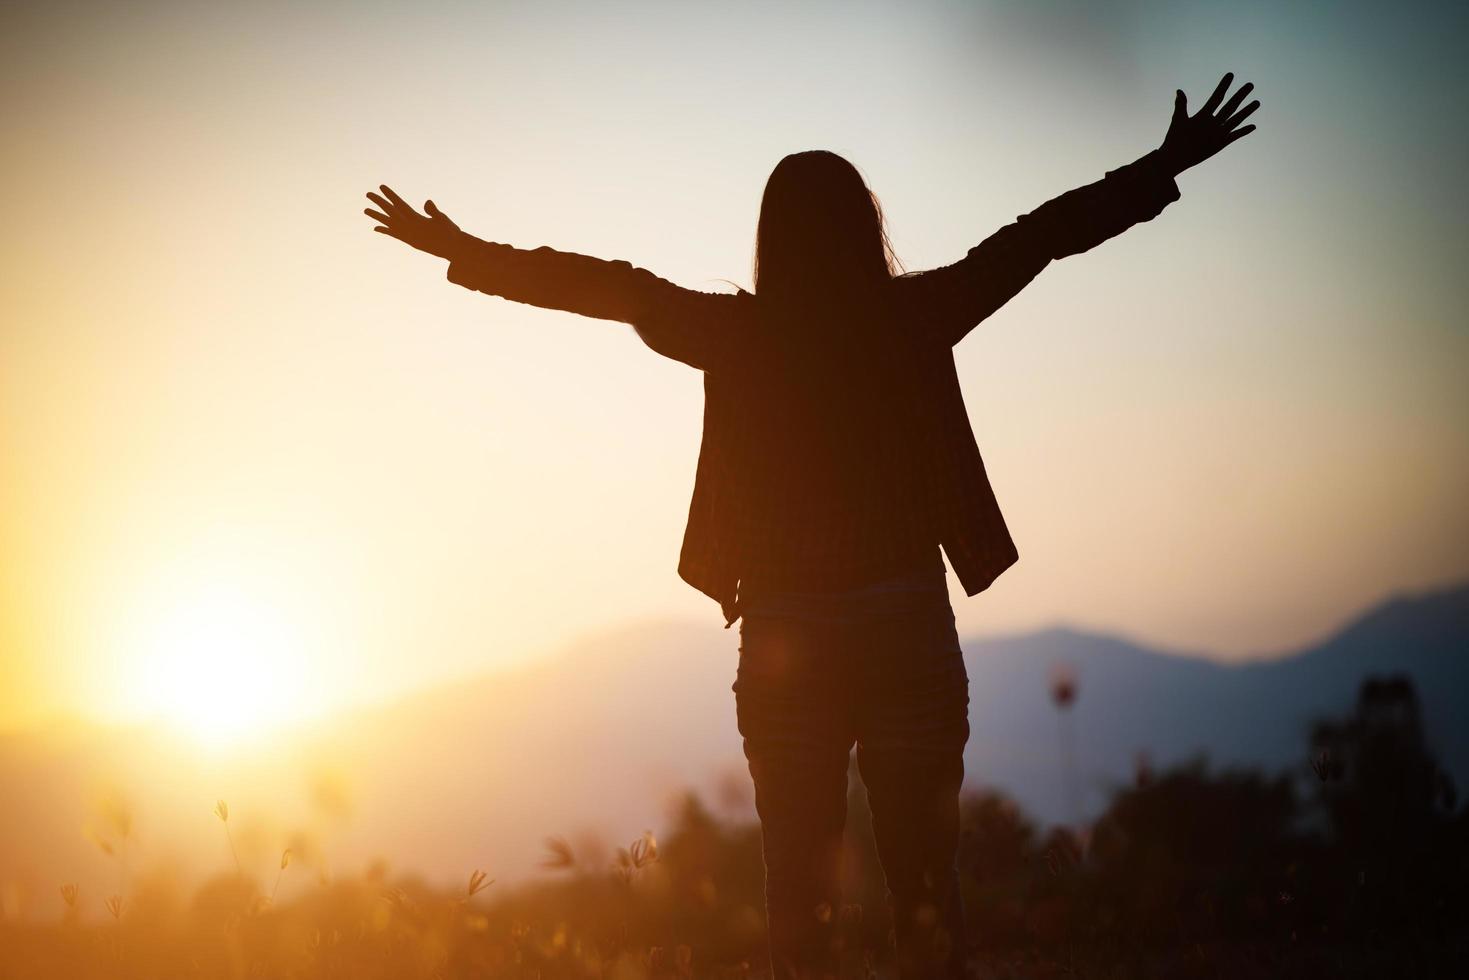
[3,675,1465,979]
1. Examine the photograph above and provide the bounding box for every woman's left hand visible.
[364,184,465,259]
[1158,72,1260,175]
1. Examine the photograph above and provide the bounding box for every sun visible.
[130,584,314,746]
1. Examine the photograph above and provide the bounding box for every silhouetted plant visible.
[1307,673,1466,938]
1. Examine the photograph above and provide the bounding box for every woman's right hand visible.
[364,184,466,259]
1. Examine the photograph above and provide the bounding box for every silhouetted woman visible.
[365,73,1258,980]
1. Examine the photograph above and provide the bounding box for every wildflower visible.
[541,836,576,870]
[271,849,292,904]
[465,869,494,900]
[629,830,658,868]
[614,831,659,883]
[1309,749,1342,783]
[214,800,241,874]
[60,884,79,909]
[1049,663,1077,709]
[105,895,124,920]
[99,795,134,842]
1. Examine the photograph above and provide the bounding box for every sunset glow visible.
[126,583,315,746]
[2,0,1466,740]
[0,4,1465,974]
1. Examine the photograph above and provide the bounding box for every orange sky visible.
[3,0,1467,738]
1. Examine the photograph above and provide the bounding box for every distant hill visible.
[1,583,1465,912]
[322,582,1469,868]
[958,584,1469,822]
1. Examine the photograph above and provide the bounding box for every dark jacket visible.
[445,149,1182,626]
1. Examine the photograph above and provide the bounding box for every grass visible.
[2,675,1465,978]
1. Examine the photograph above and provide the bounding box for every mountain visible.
[323,583,1469,875]
[958,584,1469,821]
[1,583,1465,914]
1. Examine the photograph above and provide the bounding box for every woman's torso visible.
[723,291,947,602]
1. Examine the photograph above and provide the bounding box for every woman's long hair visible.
[753,151,901,306]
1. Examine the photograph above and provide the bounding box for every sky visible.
[2,0,1467,739]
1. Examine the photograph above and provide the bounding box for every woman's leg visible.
[735,613,856,980]
[852,600,971,980]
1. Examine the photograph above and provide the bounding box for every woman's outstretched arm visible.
[902,72,1259,348]
[363,185,739,370]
